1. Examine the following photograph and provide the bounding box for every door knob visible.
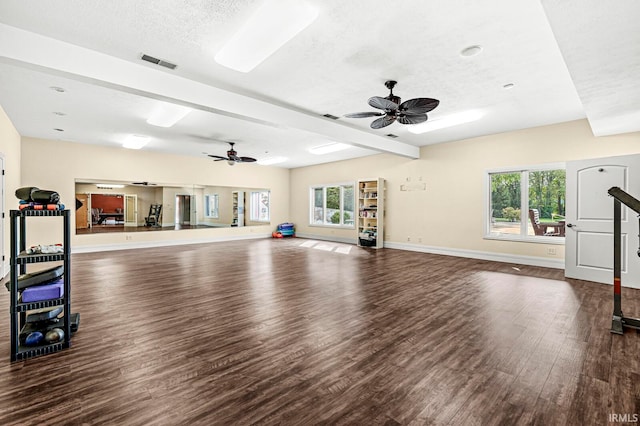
[566,223,575,228]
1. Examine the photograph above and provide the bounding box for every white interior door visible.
[565,154,640,287]
[0,155,4,278]
[124,194,138,227]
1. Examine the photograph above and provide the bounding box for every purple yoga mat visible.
[21,279,64,303]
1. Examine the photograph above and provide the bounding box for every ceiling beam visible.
[0,23,419,159]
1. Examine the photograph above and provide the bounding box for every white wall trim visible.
[71,233,271,254]
[294,234,564,269]
[295,233,357,245]
[384,241,565,270]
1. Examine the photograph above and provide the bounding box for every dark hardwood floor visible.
[1,238,639,425]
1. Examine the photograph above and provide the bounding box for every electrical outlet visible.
[125,235,132,241]
[418,237,422,243]
[547,247,556,256]
[407,236,411,242]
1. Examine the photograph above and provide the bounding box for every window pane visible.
[343,185,354,226]
[490,172,521,236]
[212,195,219,218]
[310,184,355,228]
[205,194,219,218]
[528,170,565,237]
[258,191,269,221]
[326,186,340,224]
[313,188,323,224]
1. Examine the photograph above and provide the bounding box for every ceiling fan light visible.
[227,160,236,166]
[122,134,149,149]
[214,0,318,72]
[309,142,351,155]
[146,103,192,127]
[408,110,484,134]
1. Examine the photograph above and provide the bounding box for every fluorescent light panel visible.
[215,0,318,72]
[408,110,484,134]
[309,143,350,155]
[122,135,149,149]
[146,103,192,127]
[96,184,125,189]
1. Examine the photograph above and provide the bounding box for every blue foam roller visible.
[25,331,44,346]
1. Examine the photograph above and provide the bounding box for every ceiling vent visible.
[386,133,399,138]
[140,54,177,70]
[323,114,340,120]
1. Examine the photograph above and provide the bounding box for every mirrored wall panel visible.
[75,179,270,234]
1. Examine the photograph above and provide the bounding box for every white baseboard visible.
[72,232,564,269]
[295,233,358,245]
[295,234,563,269]
[383,241,565,269]
[71,233,272,254]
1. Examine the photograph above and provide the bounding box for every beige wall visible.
[7,118,640,264]
[290,119,640,262]
[0,106,21,274]
[21,137,290,249]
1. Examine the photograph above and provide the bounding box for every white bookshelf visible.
[357,178,384,248]
[232,191,244,227]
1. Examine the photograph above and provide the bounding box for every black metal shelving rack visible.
[9,209,71,361]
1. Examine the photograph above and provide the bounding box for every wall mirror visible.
[74,179,271,234]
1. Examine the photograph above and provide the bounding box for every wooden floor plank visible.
[0,238,638,425]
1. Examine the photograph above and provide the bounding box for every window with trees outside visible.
[487,165,566,241]
[310,183,355,227]
[204,194,219,218]
[249,190,270,222]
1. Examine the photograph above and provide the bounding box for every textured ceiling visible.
[0,0,637,168]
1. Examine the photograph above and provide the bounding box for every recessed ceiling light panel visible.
[146,102,192,127]
[96,183,125,189]
[122,135,149,149]
[215,0,318,72]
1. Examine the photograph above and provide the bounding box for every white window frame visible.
[484,162,566,244]
[249,190,270,222]
[204,194,219,218]
[309,182,355,228]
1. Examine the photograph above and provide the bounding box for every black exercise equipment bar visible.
[608,186,640,334]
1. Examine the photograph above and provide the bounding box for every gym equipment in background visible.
[144,204,162,227]
[608,186,640,334]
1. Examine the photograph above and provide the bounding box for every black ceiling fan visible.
[131,181,156,186]
[344,80,439,129]
[207,142,257,165]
